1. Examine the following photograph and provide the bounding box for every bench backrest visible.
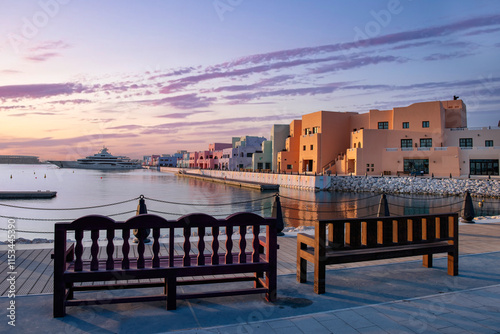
[318,213,458,250]
[54,212,277,271]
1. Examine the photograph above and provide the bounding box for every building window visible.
[354,143,357,148]
[303,145,306,151]
[378,121,389,129]
[404,159,429,174]
[246,153,252,157]
[470,159,499,175]
[310,145,313,150]
[287,164,292,169]
[401,139,413,148]
[459,138,473,147]
[312,126,319,134]
[420,138,432,147]
[485,140,494,147]
[422,121,430,128]
[402,122,409,129]
[304,128,311,135]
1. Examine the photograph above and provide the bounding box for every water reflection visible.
[1,165,499,239]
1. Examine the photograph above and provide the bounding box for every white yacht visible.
[49,147,143,170]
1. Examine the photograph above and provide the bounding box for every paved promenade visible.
[1,222,500,333]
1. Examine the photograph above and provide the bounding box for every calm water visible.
[1,164,499,240]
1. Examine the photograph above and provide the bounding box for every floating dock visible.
[0,191,57,199]
[178,172,279,191]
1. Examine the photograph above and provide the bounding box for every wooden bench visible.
[297,213,458,294]
[53,212,277,317]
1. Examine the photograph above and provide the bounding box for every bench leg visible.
[297,258,308,283]
[313,264,325,294]
[423,254,433,268]
[265,271,277,302]
[448,250,458,276]
[165,276,177,310]
[53,282,66,317]
[297,242,308,283]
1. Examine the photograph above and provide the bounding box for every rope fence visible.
[1,192,499,236]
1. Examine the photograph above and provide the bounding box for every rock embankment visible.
[328,176,500,198]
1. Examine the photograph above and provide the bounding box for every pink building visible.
[194,143,232,169]
[278,99,500,177]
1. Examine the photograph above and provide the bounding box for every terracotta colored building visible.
[278,100,500,176]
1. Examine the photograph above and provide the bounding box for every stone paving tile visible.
[334,309,375,329]
[312,313,356,333]
[356,325,390,334]
[268,319,297,329]
[271,325,306,334]
[290,317,330,334]
[215,322,276,334]
[477,318,500,331]
[352,307,415,333]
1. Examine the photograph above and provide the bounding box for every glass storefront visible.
[404,159,429,174]
[470,159,499,175]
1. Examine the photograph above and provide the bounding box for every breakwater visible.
[160,167,500,198]
[329,176,500,198]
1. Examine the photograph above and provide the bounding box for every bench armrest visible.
[297,233,315,248]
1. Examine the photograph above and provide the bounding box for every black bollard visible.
[272,194,285,236]
[377,194,390,217]
[461,191,475,223]
[133,195,151,243]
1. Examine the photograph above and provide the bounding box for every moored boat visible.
[49,147,142,170]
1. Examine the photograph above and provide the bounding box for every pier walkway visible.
[178,171,279,191]
[1,222,500,333]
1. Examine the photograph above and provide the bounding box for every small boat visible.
[0,190,57,199]
[49,147,143,170]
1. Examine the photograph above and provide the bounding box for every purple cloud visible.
[9,112,57,117]
[0,105,29,110]
[309,55,404,75]
[28,40,71,52]
[0,83,86,100]
[141,114,295,135]
[423,52,475,61]
[107,124,144,131]
[25,52,61,62]
[140,93,216,109]
[0,133,139,149]
[156,110,214,119]
[210,75,294,93]
[50,99,92,105]
[221,14,500,68]
[225,83,346,103]
[24,40,71,62]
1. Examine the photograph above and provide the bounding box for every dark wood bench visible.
[297,213,458,294]
[54,212,277,317]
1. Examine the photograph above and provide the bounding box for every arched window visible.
[358,142,361,148]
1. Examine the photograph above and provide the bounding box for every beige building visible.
[278,100,499,177]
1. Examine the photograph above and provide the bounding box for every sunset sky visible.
[1,0,500,160]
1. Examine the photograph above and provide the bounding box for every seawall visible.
[158,167,500,198]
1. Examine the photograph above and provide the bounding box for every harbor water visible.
[1,164,500,241]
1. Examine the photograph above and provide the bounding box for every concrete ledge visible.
[178,172,279,191]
